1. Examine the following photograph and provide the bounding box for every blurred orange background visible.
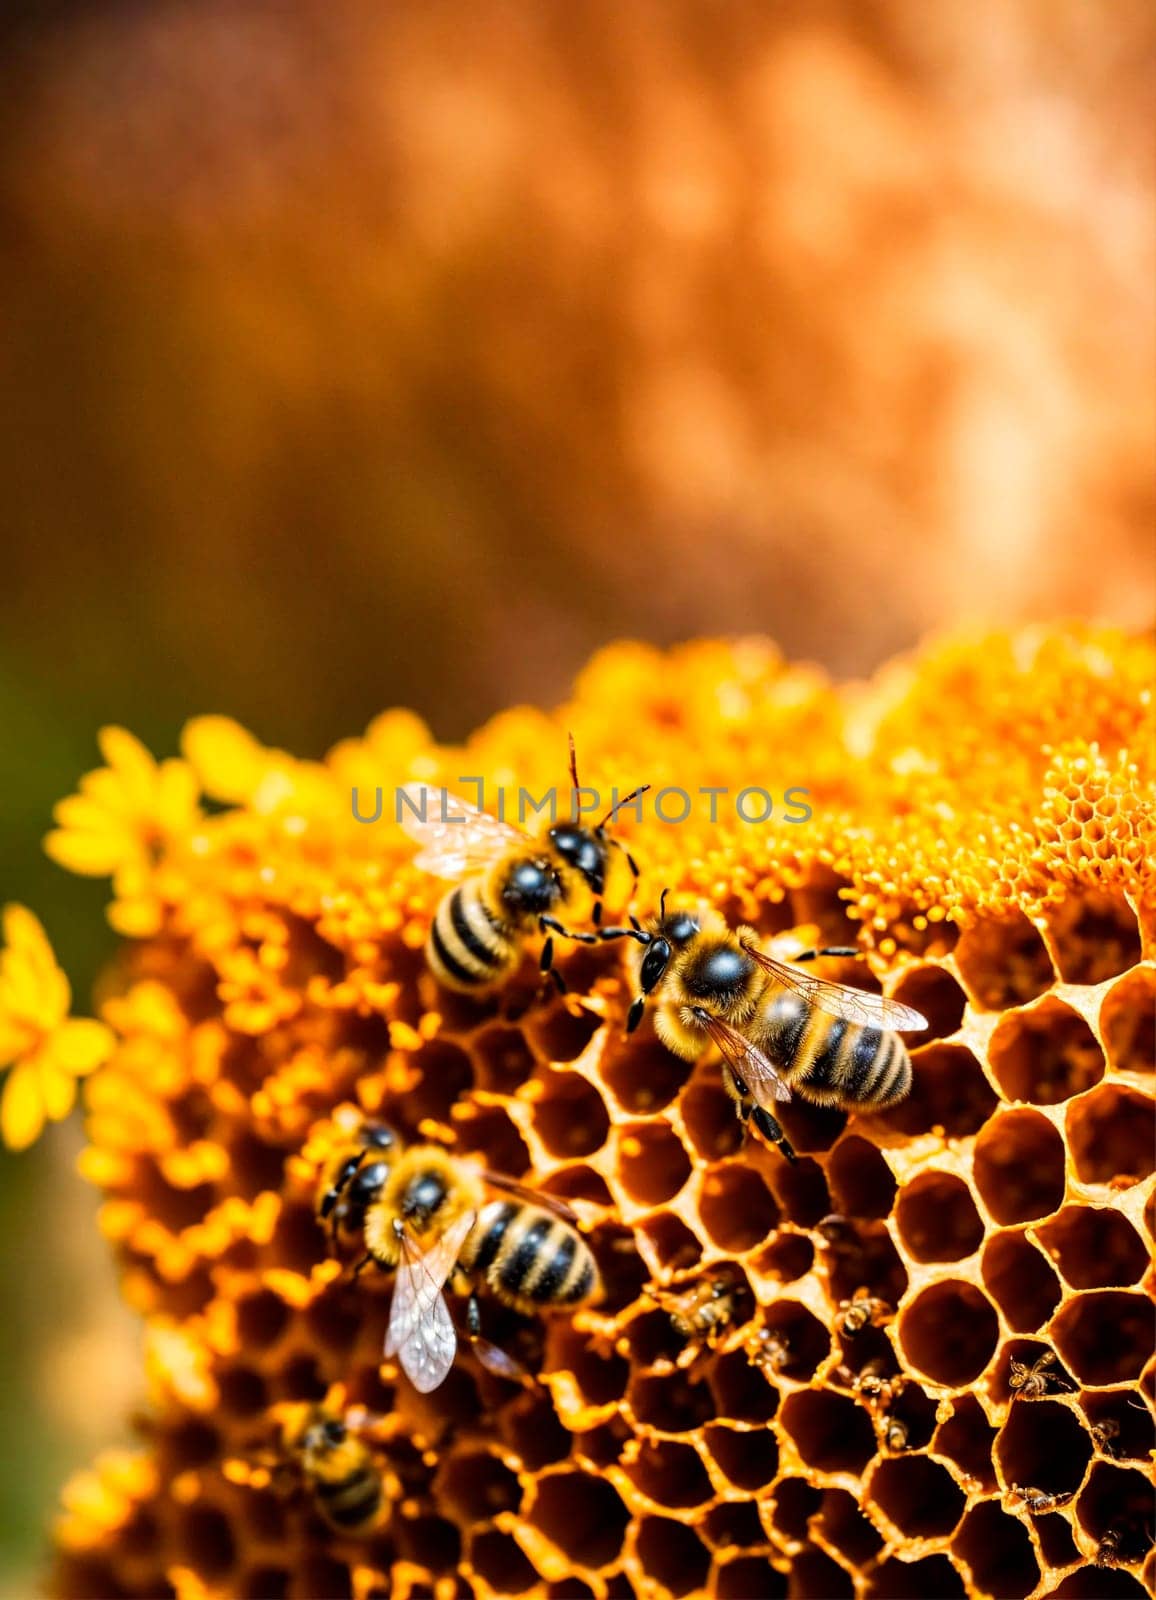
[0,0,1152,1586]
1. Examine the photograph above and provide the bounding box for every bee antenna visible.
[597,784,650,831]
[659,887,669,917]
[567,731,580,801]
[629,913,643,932]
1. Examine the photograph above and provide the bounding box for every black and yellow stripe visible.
[459,1200,600,1310]
[314,1463,385,1535]
[760,988,911,1108]
[427,881,515,991]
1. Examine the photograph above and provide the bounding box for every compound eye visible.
[666,914,699,945]
[640,939,672,994]
[321,1419,346,1445]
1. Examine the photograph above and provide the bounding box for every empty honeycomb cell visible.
[813,1489,884,1567]
[1035,1206,1149,1289]
[1081,1390,1155,1462]
[614,1122,692,1206]
[467,1529,538,1595]
[238,1568,290,1600]
[886,1380,939,1451]
[218,1367,269,1417]
[470,1026,537,1093]
[531,1070,610,1158]
[589,1221,649,1312]
[865,1554,967,1599]
[871,1455,967,1539]
[701,1499,766,1551]
[1046,891,1143,985]
[404,1040,475,1125]
[714,1557,787,1600]
[953,1500,1040,1600]
[703,1424,779,1490]
[177,1504,236,1582]
[1042,1570,1149,1598]
[697,1164,779,1252]
[1035,1512,1080,1569]
[637,1210,702,1273]
[601,1033,694,1114]
[899,1280,1000,1387]
[528,1470,630,1568]
[769,1477,823,1541]
[775,1098,847,1156]
[818,1216,907,1309]
[1066,1084,1156,1184]
[297,1557,353,1600]
[540,1163,612,1207]
[994,1000,1109,1107]
[1052,1290,1154,1386]
[397,1513,462,1570]
[1076,1460,1156,1562]
[235,1288,293,1350]
[629,1370,717,1435]
[527,1002,601,1064]
[303,1293,361,1354]
[753,1301,832,1381]
[1100,967,1156,1075]
[995,1398,1092,1497]
[954,912,1056,1010]
[549,1582,595,1600]
[973,1109,1066,1224]
[707,1350,778,1424]
[623,1439,713,1509]
[882,1044,999,1140]
[895,1170,985,1262]
[790,1548,854,1600]
[437,1452,521,1523]
[826,1136,896,1219]
[891,963,967,1041]
[768,1157,831,1227]
[277,1354,327,1402]
[679,1077,745,1162]
[603,1577,638,1600]
[228,1133,288,1200]
[633,1519,711,1597]
[500,1394,571,1470]
[550,1329,629,1406]
[778,1389,877,1474]
[574,1421,631,1469]
[271,1201,329,1271]
[981,1230,1062,1331]
[749,1231,813,1283]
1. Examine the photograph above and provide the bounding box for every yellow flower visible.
[0,906,114,1149]
[44,726,201,936]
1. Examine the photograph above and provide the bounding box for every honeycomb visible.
[48,626,1155,1600]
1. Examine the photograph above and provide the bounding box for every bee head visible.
[547,823,607,897]
[502,856,562,916]
[399,1164,452,1229]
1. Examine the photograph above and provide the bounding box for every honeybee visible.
[348,1142,601,1393]
[315,1118,399,1251]
[1090,1417,1121,1456]
[400,739,647,995]
[854,1357,904,1411]
[747,1328,793,1373]
[647,1275,742,1364]
[1094,1528,1122,1567]
[839,1288,892,1337]
[1007,1484,1073,1514]
[882,1415,910,1452]
[601,896,927,1162]
[278,1402,395,1537]
[1009,1350,1065,1400]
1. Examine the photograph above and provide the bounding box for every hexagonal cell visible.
[1035,1512,1080,1570]
[996,1398,1092,1497]
[455,1102,531,1178]
[881,1043,999,1140]
[989,1339,1076,1405]
[679,1074,744,1162]
[297,1559,352,1600]
[955,911,1055,1010]
[531,1069,610,1159]
[827,1225,908,1312]
[953,1500,1040,1600]
[622,1438,713,1510]
[768,1157,831,1227]
[500,1392,571,1470]
[813,1489,883,1568]
[1035,1206,1149,1290]
[715,1558,787,1600]
[899,1280,1000,1387]
[614,1121,692,1206]
[437,1450,521,1523]
[540,1163,613,1207]
[628,1369,717,1435]
[989,999,1106,1105]
[826,1136,896,1220]
[981,1230,1062,1331]
[749,1231,813,1284]
[468,1528,539,1595]
[1052,1291,1153,1387]
[550,1327,629,1406]
[1080,1390,1155,1463]
[778,1389,877,1474]
[697,1164,779,1252]
[871,1455,967,1539]
[933,1394,999,1492]
[1076,1460,1156,1564]
[574,1421,631,1470]
[895,1170,985,1262]
[775,1096,847,1156]
[752,1300,832,1382]
[527,1002,602,1064]
[589,1221,649,1313]
[1100,967,1156,1076]
[1066,1084,1155,1184]
[636,1210,702,1274]
[703,1424,779,1491]
[769,1477,822,1541]
[633,1518,710,1597]
[1042,1571,1148,1599]
[235,1288,292,1351]
[396,1512,462,1571]
[973,1108,1066,1224]
[708,1349,779,1424]
[404,1039,475,1124]
[237,1569,290,1600]
[791,1549,854,1600]
[892,963,967,1041]
[865,1555,966,1599]
[1046,891,1143,986]
[528,1470,630,1568]
[176,1505,236,1582]
[471,1025,537,1094]
[600,1032,694,1114]
[700,1499,765,1552]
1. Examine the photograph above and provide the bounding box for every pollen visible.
[50,625,1155,1600]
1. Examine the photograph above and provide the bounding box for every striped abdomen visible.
[759,989,911,1109]
[458,1200,600,1311]
[313,1461,384,1536]
[427,880,515,992]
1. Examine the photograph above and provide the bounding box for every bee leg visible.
[539,914,598,947]
[748,1103,798,1165]
[349,1252,374,1280]
[465,1292,531,1384]
[793,947,860,963]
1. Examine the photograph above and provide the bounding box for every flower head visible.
[0,906,113,1149]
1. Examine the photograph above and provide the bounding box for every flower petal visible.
[181,716,269,804]
[52,1019,116,1076]
[0,1063,45,1150]
[44,827,135,877]
[39,1062,78,1122]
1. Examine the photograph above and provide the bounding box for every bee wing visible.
[740,942,929,1032]
[477,1167,579,1226]
[697,1012,793,1106]
[385,1211,477,1394]
[398,785,529,880]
